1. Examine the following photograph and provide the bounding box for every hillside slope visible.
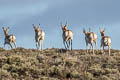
[0,48,120,80]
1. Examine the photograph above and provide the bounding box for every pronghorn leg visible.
[90,44,92,51]
[38,41,41,50]
[39,40,43,51]
[86,43,88,53]
[66,41,69,50]
[4,43,5,48]
[93,46,94,55]
[63,41,67,50]
[8,45,11,49]
[36,42,39,50]
[71,39,72,50]
[9,43,13,49]
[100,43,103,52]
[41,40,43,51]
[94,40,97,54]
[68,40,71,50]
[108,45,111,56]
[100,45,102,55]
[68,39,72,50]
[94,40,97,50]
[90,41,93,53]
[91,43,94,55]
[66,37,69,50]
[38,41,41,51]
[63,36,67,50]
[36,43,37,49]
[103,46,105,55]
[14,42,17,48]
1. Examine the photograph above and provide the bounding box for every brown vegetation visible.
[0,48,120,80]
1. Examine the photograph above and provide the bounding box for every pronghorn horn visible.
[61,22,64,27]
[65,21,68,27]
[89,28,91,32]
[104,28,106,32]
[38,24,40,28]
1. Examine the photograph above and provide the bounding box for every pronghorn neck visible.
[63,29,67,32]
[35,30,42,36]
[62,26,67,32]
[63,29,68,34]
[87,32,91,34]
[101,32,105,37]
[85,32,91,36]
[85,32,90,38]
[35,31,39,35]
[4,32,9,38]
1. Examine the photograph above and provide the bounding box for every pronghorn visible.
[2,27,16,49]
[33,24,45,51]
[61,22,74,50]
[99,28,111,56]
[83,28,97,54]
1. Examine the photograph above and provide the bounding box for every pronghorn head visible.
[2,27,10,36]
[33,24,40,33]
[83,28,91,37]
[61,21,68,32]
[99,28,106,37]
[83,28,91,33]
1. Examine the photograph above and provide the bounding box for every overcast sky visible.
[0,0,120,49]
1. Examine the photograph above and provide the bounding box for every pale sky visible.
[0,0,120,49]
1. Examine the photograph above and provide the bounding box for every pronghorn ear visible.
[61,22,64,27]
[104,28,106,32]
[83,28,86,33]
[65,24,68,28]
[8,27,10,29]
[32,24,34,26]
[38,24,40,28]
[32,24,35,28]
[65,21,68,27]
[2,27,4,30]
